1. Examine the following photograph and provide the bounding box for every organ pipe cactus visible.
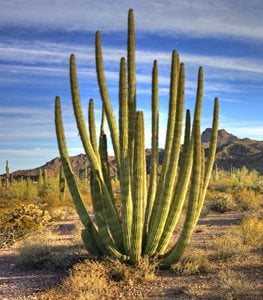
[55,9,219,268]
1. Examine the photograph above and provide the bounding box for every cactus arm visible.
[88,99,99,158]
[157,51,179,186]
[160,116,202,267]
[70,54,124,250]
[157,110,193,254]
[131,111,145,264]
[127,9,136,176]
[119,57,133,255]
[145,60,159,234]
[88,98,109,231]
[160,67,204,267]
[95,31,120,170]
[56,96,125,258]
[55,96,102,255]
[70,54,100,170]
[160,68,203,267]
[144,63,185,257]
[196,97,219,219]
[99,132,114,200]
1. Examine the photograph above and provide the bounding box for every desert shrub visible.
[211,269,249,300]
[206,191,235,213]
[239,216,263,249]
[210,167,263,193]
[0,204,52,248]
[233,189,262,211]
[16,229,82,270]
[39,258,156,299]
[0,180,38,201]
[212,227,245,259]
[171,249,212,275]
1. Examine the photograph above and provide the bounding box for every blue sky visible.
[1,0,263,172]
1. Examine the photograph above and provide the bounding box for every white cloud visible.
[0,148,58,156]
[1,41,263,80]
[1,1,263,41]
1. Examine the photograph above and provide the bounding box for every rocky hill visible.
[201,128,239,148]
[7,129,263,180]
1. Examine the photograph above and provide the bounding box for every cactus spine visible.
[55,9,219,268]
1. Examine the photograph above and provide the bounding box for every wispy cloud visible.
[0,148,57,156]
[1,41,263,78]
[1,1,263,41]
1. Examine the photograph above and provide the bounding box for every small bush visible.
[16,229,82,270]
[212,269,249,300]
[207,192,235,213]
[0,204,52,248]
[233,190,262,211]
[172,249,212,275]
[212,228,245,259]
[239,216,263,249]
[39,258,156,299]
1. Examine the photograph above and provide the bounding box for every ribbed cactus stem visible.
[55,96,102,255]
[55,96,125,258]
[157,110,193,254]
[160,68,204,267]
[145,63,185,257]
[59,163,66,201]
[128,9,136,178]
[195,97,219,220]
[95,32,120,170]
[70,54,123,250]
[119,57,133,254]
[131,111,145,264]
[157,51,179,186]
[88,99,99,158]
[145,60,159,234]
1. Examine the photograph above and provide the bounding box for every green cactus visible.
[5,160,9,189]
[54,9,219,268]
[59,163,66,200]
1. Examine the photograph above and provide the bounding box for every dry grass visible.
[239,215,263,249]
[15,228,83,270]
[212,227,246,260]
[211,269,251,300]
[233,189,262,211]
[171,248,213,275]
[38,258,156,299]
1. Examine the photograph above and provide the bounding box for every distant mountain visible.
[6,129,263,179]
[202,128,239,148]
[202,128,263,173]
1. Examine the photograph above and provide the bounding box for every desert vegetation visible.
[1,165,262,299]
[1,9,262,300]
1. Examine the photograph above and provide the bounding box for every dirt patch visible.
[0,212,262,299]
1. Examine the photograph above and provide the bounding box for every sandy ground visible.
[0,212,262,299]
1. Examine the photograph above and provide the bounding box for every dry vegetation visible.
[0,168,263,299]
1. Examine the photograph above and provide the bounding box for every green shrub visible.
[239,216,263,249]
[0,204,52,248]
[171,249,212,275]
[233,190,262,211]
[207,192,235,213]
